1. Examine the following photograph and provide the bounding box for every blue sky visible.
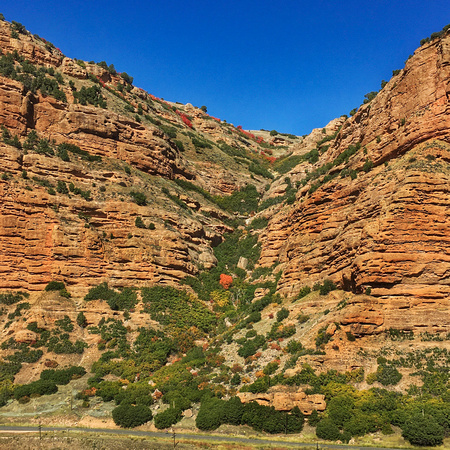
[1,1,449,135]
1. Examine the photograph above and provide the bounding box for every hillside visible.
[0,16,449,447]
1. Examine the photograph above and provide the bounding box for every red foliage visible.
[264,156,276,164]
[180,113,193,128]
[82,387,97,397]
[237,125,255,140]
[219,273,233,289]
[44,360,59,368]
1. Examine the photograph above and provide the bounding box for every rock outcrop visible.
[238,387,326,414]
[259,32,450,332]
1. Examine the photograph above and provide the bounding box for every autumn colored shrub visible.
[219,274,233,290]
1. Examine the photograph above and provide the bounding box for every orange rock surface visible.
[258,33,450,334]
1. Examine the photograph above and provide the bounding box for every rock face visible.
[238,387,326,414]
[0,71,234,293]
[259,32,450,334]
[0,18,449,365]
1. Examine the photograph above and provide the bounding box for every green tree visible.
[196,397,225,430]
[76,312,87,328]
[130,191,147,206]
[316,418,341,441]
[112,404,153,428]
[154,407,182,429]
[121,72,134,85]
[224,397,244,425]
[401,413,444,446]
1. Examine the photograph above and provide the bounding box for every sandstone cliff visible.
[258,32,450,336]
[0,18,449,388]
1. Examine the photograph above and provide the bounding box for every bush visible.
[376,364,402,386]
[0,291,28,305]
[327,395,354,428]
[343,413,378,437]
[308,409,320,426]
[135,216,146,228]
[318,279,336,295]
[224,397,245,425]
[84,283,137,311]
[362,159,374,173]
[14,380,58,400]
[129,191,147,206]
[230,373,241,385]
[401,413,444,446]
[196,397,225,430]
[315,327,332,347]
[112,404,153,428]
[154,407,182,429]
[77,311,87,328]
[121,72,134,85]
[297,286,311,299]
[40,366,86,385]
[316,418,341,441]
[276,307,289,322]
[45,281,65,291]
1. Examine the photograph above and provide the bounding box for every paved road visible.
[0,425,401,449]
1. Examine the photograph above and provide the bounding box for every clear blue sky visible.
[2,1,449,135]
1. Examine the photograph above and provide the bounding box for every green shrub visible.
[237,334,265,358]
[276,307,289,322]
[268,323,296,340]
[112,404,152,428]
[142,286,216,334]
[327,395,355,428]
[316,418,341,441]
[308,409,320,426]
[196,397,226,430]
[346,332,356,341]
[45,281,65,291]
[297,286,311,299]
[130,191,147,206]
[154,407,182,429]
[297,313,310,323]
[362,159,374,172]
[0,291,28,305]
[401,413,444,446]
[55,315,74,332]
[286,340,303,353]
[343,413,378,437]
[14,380,58,400]
[84,283,137,311]
[135,216,146,228]
[77,311,87,328]
[57,143,101,162]
[375,363,402,386]
[263,362,279,376]
[318,279,336,295]
[230,373,241,385]
[73,85,106,108]
[315,327,332,347]
[40,366,86,385]
[248,162,273,179]
[213,184,259,215]
[273,155,302,174]
[121,72,134,85]
[57,180,69,194]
